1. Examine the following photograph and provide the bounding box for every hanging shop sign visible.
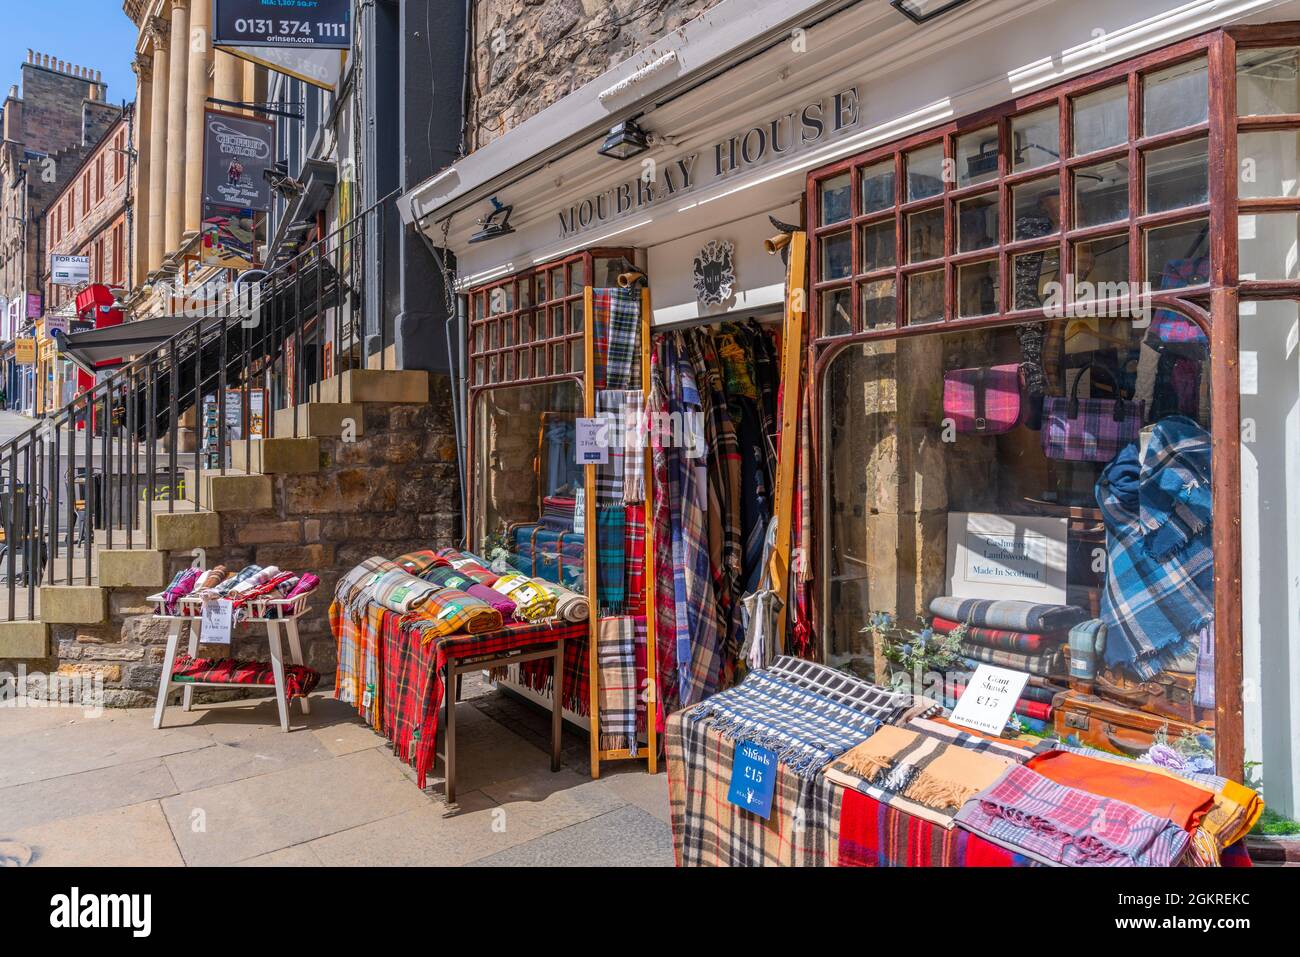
[50,255,91,287]
[14,337,36,365]
[213,0,351,50]
[692,240,736,306]
[203,110,274,212]
[26,292,42,320]
[556,87,860,240]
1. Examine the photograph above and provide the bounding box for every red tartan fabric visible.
[837,788,1035,867]
[625,504,646,616]
[931,616,1061,654]
[171,655,320,699]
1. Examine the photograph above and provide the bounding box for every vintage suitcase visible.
[1052,691,1209,757]
[1094,666,1209,726]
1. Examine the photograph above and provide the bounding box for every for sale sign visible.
[213,0,351,50]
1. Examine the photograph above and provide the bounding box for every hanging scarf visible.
[596,505,626,614]
[592,286,641,390]
[597,615,640,758]
[648,348,680,712]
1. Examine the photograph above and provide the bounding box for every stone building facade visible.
[469,0,726,149]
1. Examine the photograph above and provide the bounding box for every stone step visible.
[149,507,221,552]
[182,469,274,511]
[231,437,321,475]
[0,620,49,658]
[38,585,108,625]
[273,402,365,439]
[96,548,168,589]
[311,369,429,405]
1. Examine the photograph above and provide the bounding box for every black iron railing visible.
[0,195,394,620]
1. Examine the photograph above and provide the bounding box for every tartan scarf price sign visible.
[728,741,777,820]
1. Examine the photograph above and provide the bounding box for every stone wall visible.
[26,379,462,708]
[470,0,726,149]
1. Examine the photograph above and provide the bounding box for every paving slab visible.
[591,766,672,825]
[236,844,325,867]
[159,747,429,866]
[480,768,627,835]
[12,800,184,867]
[0,757,178,832]
[469,805,674,868]
[162,731,333,792]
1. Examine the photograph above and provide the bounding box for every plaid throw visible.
[960,645,1065,678]
[420,564,516,618]
[370,568,441,615]
[954,765,1191,866]
[929,596,1087,633]
[1098,419,1213,678]
[597,616,640,757]
[932,617,1061,655]
[686,656,914,778]
[667,708,841,866]
[491,573,557,622]
[395,551,444,575]
[593,286,641,390]
[596,506,626,613]
[540,581,589,621]
[516,620,592,715]
[338,557,398,613]
[624,504,646,616]
[163,568,201,615]
[435,549,500,586]
[172,654,320,699]
[839,789,1035,868]
[411,586,503,638]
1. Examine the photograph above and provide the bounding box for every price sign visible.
[575,417,609,465]
[214,0,352,50]
[200,599,235,646]
[948,664,1030,736]
[727,741,776,819]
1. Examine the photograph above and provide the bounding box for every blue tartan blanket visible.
[1097,417,1213,678]
[687,657,915,778]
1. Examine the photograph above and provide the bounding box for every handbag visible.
[942,364,1023,435]
[1041,365,1145,462]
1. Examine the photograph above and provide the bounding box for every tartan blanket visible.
[410,585,503,638]
[420,564,516,618]
[492,573,557,622]
[960,645,1065,678]
[331,599,387,727]
[597,616,641,757]
[516,621,592,716]
[1097,421,1214,678]
[435,549,500,586]
[929,596,1088,633]
[394,550,444,575]
[596,506,626,613]
[163,568,201,614]
[667,708,841,866]
[954,765,1191,866]
[339,557,398,613]
[907,715,1056,761]
[932,617,1062,655]
[839,789,1035,867]
[172,654,320,699]
[686,656,914,778]
[369,568,441,615]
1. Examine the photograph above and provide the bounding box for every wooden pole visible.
[583,283,601,778]
[640,283,659,773]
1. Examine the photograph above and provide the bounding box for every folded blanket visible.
[961,645,1065,677]
[542,581,589,621]
[688,656,915,778]
[827,725,1014,829]
[407,587,503,639]
[369,568,440,615]
[932,616,1063,655]
[337,557,396,610]
[420,564,516,618]
[950,675,1064,705]
[435,549,500,586]
[163,567,202,614]
[491,573,557,623]
[908,715,1056,761]
[394,550,445,575]
[954,765,1191,866]
[227,565,282,597]
[194,565,227,592]
[930,596,1088,633]
[172,654,320,699]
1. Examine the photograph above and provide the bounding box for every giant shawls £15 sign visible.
[213,0,351,49]
[203,110,274,213]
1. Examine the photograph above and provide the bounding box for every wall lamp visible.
[597,117,650,161]
[469,197,515,244]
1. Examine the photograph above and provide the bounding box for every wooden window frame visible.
[806,24,1300,780]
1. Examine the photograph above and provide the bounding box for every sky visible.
[0,0,140,107]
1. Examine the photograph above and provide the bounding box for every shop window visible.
[1145,219,1210,286]
[906,143,946,201]
[956,193,998,252]
[820,172,852,226]
[907,269,944,324]
[955,126,999,188]
[1073,235,1129,301]
[1143,57,1209,136]
[821,313,1217,738]
[908,206,944,262]
[1072,83,1128,156]
[1237,129,1300,198]
[1013,177,1061,239]
[1237,46,1300,115]
[1011,105,1060,172]
[1074,158,1129,228]
[861,160,897,213]
[1240,211,1300,280]
[861,221,896,272]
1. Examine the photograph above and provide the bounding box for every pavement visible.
[0,673,674,867]
[0,410,38,446]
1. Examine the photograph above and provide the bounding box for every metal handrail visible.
[1,193,397,620]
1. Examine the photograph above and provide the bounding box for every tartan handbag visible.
[942,363,1023,434]
[1041,365,1145,462]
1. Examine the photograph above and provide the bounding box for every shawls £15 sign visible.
[728,742,776,819]
[948,664,1029,736]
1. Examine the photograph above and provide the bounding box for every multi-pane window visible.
[1236,43,1300,284]
[810,49,1218,338]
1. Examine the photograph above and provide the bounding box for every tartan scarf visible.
[621,390,646,505]
[409,586,503,638]
[420,564,516,618]
[596,506,626,614]
[171,654,320,699]
[954,765,1191,867]
[491,573,557,622]
[906,715,1050,762]
[516,621,592,716]
[597,615,640,757]
[435,549,501,586]
[687,656,913,778]
[1140,414,1214,562]
[624,504,646,616]
[283,573,319,600]
[592,286,641,390]
[163,568,202,615]
[648,351,680,713]
[1098,428,1213,678]
[595,389,627,506]
[838,789,1035,868]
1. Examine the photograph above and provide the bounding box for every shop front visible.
[389,0,1298,863]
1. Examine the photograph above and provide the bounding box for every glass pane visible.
[861,221,897,272]
[519,280,533,309]
[534,346,547,377]
[473,294,485,321]
[504,351,515,380]
[552,343,565,374]
[1238,130,1300,198]
[571,259,586,289]
[957,193,998,252]
[821,287,853,337]
[822,230,853,281]
[907,269,944,324]
[1013,177,1061,239]
[906,143,946,201]
[1073,234,1130,301]
[571,338,584,373]
[1239,212,1300,280]
[1075,158,1129,228]
[551,306,564,340]
[861,160,897,214]
[821,172,852,226]
[1237,46,1300,116]
[860,279,897,330]
[1013,247,1061,310]
[957,259,999,317]
[1012,105,1060,172]
[537,270,549,302]
[552,268,566,298]
[956,126,999,188]
[1143,57,1208,136]
[1146,219,1210,288]
[488,284,512,316]
[518,349,531,379]
[502,316,515,347]
[570,300,584,334]
[1072,83,1128,156]
[473,358,485,385]
[908,206,945,262]
[1145,138,1209,213]
[518,311,534,343]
